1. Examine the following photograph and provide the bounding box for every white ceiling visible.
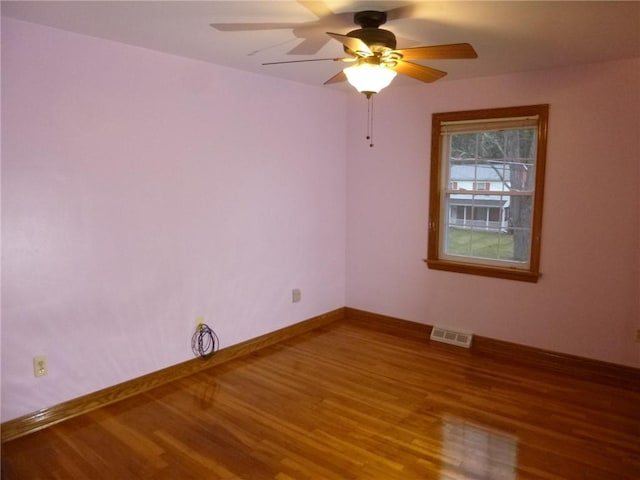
[2,1,639,90]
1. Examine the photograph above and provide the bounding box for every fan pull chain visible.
[366,95,374,148]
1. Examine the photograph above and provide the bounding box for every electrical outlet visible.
[292,288,302,303]
[33,356,47,377]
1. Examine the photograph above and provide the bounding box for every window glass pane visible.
[445,193,520,262]
[508,197,533,262]
[444,128,538,266]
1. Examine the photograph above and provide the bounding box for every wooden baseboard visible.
[343,308,429,338]
[471,334,640,390]
[1,308,344,443]
[344,307,640,390]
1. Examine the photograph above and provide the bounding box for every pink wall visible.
[1,18,347,421]
[2,16,639,424]
[346,58,640,368]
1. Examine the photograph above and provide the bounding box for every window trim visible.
[426,104,549,282]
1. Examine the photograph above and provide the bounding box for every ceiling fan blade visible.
[297,0,333,19]
[395,43,478,61]
[391,61,448,83]
[288,2,352,55]
[287,37,332,55]
[262,57,349,66]
[326,32,372,56]
[385,5,419,22]
[210,22,295,32]
[323,71,347,85]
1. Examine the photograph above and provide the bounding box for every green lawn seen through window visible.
[446,227,515,261]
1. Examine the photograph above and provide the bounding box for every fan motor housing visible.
[354,10,387,28]
[346,28,397,51]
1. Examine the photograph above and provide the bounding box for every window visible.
[426,105,549,282]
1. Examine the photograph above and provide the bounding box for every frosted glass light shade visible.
[343,63,397,96]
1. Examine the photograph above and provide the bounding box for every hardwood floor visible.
[2,317,639,479]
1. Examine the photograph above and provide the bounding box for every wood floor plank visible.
[2,320,639,479]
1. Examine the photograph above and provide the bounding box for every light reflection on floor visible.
[440,415,518,480]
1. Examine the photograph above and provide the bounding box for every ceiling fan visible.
[262,9,478,97]
[210,2,418,56]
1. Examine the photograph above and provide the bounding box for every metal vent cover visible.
[430,327,473,348]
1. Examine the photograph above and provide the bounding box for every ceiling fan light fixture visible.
[343,62,397,97]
